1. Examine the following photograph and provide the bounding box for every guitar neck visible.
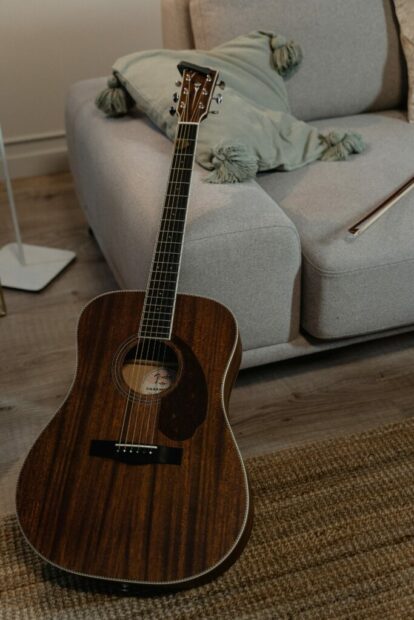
[139,122,199,340]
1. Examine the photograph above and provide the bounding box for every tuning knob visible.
[169,106,176,116]
[218,80,226,90]
[214,94,223,104]
[175,80,182,87]
[210,110,219,114]
[172,92,179,102]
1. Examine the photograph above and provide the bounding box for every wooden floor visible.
[1,172,414,516]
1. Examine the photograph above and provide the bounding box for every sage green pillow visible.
[97,31,364,183]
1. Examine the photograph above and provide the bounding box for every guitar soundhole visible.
[114,338,180,401]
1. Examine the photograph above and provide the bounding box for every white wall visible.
[0,0,162,177]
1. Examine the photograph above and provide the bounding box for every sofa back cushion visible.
[188,0,406,121]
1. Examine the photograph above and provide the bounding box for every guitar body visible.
[16,291,252,590]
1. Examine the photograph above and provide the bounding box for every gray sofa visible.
[66,0,414,368]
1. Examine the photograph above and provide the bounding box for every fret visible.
[143,302,173,310]
[139,324,171,332]
[146,289,175,296]
[143,305,173,314]
[160,212,186,221]
[153,252,182,259]
[137,334,169,340]
[151,269,179,276]
[152,258,180,265]
[155,247,182,255]
[154,255,181,262]
[156,240,182,246]
[159,222,185,233]
[143,306,174,316]
[153,257,180,264]
[152,261,180,268]
[162,209,187,217]
[157,231,183,240]
[142,310,173,320]
[144,293,175,302]
[164,196,188,203]
[144,295,175,302]
[157,236,184,243]
[139,331,171,338]
[148,279,179,287]
[159,216,186,222]
[142,318,172,325]
[148,283,176,292]
[147,286,177,301]
[170,164,193,173]
[144,303,175,311]
[168,169,192,184]
[163,207,188,214]
[143,302,174,311]
[150,266,179,274]
[155,246,182,254]
[171,154,194,162]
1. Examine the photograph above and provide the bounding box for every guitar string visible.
[142,120,191,445]
[129,119,193,447]
[148,84,203,445]
[149,77,210,443]
[126,121,190,448]
[140,82,197,446]
[148,120,196,445]
[118,74,207,450]
[117,123,185,449]
[146,118,195,445]
[134,124,187,446]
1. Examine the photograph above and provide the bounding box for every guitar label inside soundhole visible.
[116,339,180,399]
[122,363,177,396]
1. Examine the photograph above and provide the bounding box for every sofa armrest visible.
[65,78,301,361]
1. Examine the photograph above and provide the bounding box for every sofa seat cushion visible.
[258,110,414,339]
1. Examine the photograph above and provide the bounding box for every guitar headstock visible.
[170,62,225,124]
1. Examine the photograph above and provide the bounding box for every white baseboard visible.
[4,134,69,179]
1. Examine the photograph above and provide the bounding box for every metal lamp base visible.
[0,243,76,292]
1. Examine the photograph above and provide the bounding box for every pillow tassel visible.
[205,144,258,183]
[95,75,134,117]
[270,35,303,78]
[319,131,365,161]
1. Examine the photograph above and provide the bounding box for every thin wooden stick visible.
[348,174,414,237]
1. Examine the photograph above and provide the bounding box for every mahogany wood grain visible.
[16,291,251,589]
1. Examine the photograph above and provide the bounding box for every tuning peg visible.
[218,80,226,90]
[213,94,223,104]
[169,106,176,116]
[172,92,179,102]
[175,80,182,87]
[210,110,219,114]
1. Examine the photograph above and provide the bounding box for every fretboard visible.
[139,122,199,340]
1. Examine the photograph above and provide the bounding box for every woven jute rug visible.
[2,420,414,620]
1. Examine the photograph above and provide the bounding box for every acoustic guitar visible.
[16,62,252,592]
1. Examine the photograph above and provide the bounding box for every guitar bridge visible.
[89,440,182,465]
